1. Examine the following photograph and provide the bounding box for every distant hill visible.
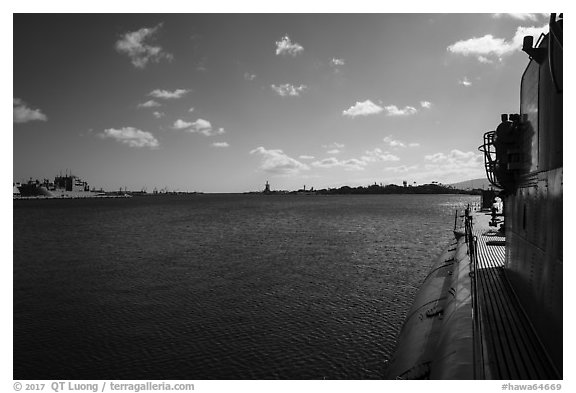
[449,178,499,190]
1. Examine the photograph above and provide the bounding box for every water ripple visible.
[14,193,479,379]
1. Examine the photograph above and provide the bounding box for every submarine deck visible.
[472,211,559,379]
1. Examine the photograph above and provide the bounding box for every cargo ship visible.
[16,174,103,198]
[386,13,562,379]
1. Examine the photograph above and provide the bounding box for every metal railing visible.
[464,204,484,379]
[464,206,476,261]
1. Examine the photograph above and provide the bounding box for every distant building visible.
[264,181,271,194]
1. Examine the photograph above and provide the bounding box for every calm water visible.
[13,193,478,379]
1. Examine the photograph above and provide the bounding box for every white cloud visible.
[311,147,399,171]
[149,89,190,99]
[448,35,511,57]
[271,83,307,97]
[115,24,173,68]
[250,146,309,175]
[425,149,482,168]
[459,77,472,87]
[100,127,159,149]
[344,100,419,117]
[152,111,164,119]
[330,58,345,66]
[244,72,256,81]
[383,136,405,148]
[13,98,47,123]
[138,100,161,108]
[447,24,548,62]
[384,105,418,116]
[193,119,211,130]
[361,148,400,162]
[173,119,193,129]
[418,149,485,181]
[477,56,494,64]
[275,35,304,56]
[342,100,383,117]
[173,118,225,136]
[190,119,217,136]
[377,151,485,185]
[311,157,366,171]
[188,107,195,112]
[212,142,229,148]
[379,151,485,184]
[323,142,344,155]
[299,155,315,160]
[382,136,419,148]
[340,159,366,169]
[210,128,226,136]
[492,13,545,21]
[420,101,432,109]
[310,157,338,168]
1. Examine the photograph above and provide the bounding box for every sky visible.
[13,12,552,193]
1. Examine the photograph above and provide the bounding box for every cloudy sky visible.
[13,12,551,192]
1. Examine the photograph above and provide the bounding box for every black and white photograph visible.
[10,4,565,388]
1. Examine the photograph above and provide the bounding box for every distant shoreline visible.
[253,183,485,196]
[13,184,488,199]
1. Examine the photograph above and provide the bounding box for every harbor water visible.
[13,193,478,379]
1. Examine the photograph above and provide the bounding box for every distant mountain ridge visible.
[449,178,498,190]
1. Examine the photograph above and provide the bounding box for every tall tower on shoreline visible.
[264,181,271,194]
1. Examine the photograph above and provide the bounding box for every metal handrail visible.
[453,205,483,377]
[464,205,485,379]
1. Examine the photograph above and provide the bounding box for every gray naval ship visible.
[16,174,103,198]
